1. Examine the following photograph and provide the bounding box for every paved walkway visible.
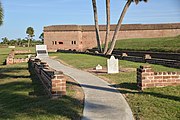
[41,57,134,120]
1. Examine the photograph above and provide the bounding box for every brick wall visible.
[29,58,66,97]
[13,58,29,64]
[14,50,30,54]
[6,50,15,65]
[120,52,180,68]
[44,31,82,51]
[113,50,180,61]
[6,50,29,65]
[44,23,180,51]
[137,65,180,90]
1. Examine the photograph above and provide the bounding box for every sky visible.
[0,0,180,41]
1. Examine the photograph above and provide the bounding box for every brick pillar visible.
[40,61,49,69]
[51,71,66,97]
[137,65,154,90]
[6,57,14,65]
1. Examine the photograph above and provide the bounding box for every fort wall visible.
[44,23,180,51]
[44,31,82,51]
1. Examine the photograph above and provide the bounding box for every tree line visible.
[0,37,42,47]
[0,2,43,47]
[0,26,43,47]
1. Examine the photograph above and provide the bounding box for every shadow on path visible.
[67,81,118,93]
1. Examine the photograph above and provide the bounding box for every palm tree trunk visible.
[103,0,110,54]
[28,39,30,48]
[92,0,102,53]
[107,0,131,54]
[0,1,3,26]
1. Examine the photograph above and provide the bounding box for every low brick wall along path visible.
[137,66,180,90]
[29,58,66,97]
[40,57,134,120]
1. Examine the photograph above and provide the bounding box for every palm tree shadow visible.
[0,65,82,120]
[110,82,137,91]
[0,73,30,79]
[0,90,82,120]
[0,66,28,73]
[112,82,180,102]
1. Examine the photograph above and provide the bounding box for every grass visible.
[114,35,180,53]
[50,52,180,120]
[0,47,35,65]
[50,53,107,69]
[50,52,179,72]
[0,47,83,120]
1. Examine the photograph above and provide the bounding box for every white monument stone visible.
[96,64,102,70]
[27,54,32,58]
[107,56,119,74]
[36,45,49,58]
[8,46,15,49]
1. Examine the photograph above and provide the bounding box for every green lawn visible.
[0,47,35,65]
[50,52,180,120]
[0,47,83,120]
[51,52,179,72]
[115,35,180,52]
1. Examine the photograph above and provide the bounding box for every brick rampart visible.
[44,23,180,32]
[44,23,180,51]
[137,66,180,90]
[29,58,66,97]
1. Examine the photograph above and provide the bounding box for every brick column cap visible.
[54,71,63,75]
[140,65,151,69]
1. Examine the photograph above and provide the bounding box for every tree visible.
[103,0,110,54]
[17,38,22,46]
[26,27,34,48]
[0,1,3,26]
[106,0,148,54]
[92,0,102,53]
[39,33,44,44]
[2,37,9,45]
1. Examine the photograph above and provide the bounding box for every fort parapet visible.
[44,23,180,51]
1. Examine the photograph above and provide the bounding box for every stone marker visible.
[8,46,15,49]
[107,56,119,74]
[144,54,151,59]
[27,54,32,58]
[96,64,102,70]
[122,53,128,57]
[36,45,49,58]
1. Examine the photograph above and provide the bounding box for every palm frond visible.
[132,0,148,5]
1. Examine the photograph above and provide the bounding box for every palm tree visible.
[103,0,110,54]
[92,0,102,53]
[106,0,148,54]
[0,1,3,26]
[26,27,34,48]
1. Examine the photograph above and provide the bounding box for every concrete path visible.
[41,57,134,120]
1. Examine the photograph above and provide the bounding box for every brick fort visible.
[44,23,180,51]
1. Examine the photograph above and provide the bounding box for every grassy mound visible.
[115,35,180,52]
